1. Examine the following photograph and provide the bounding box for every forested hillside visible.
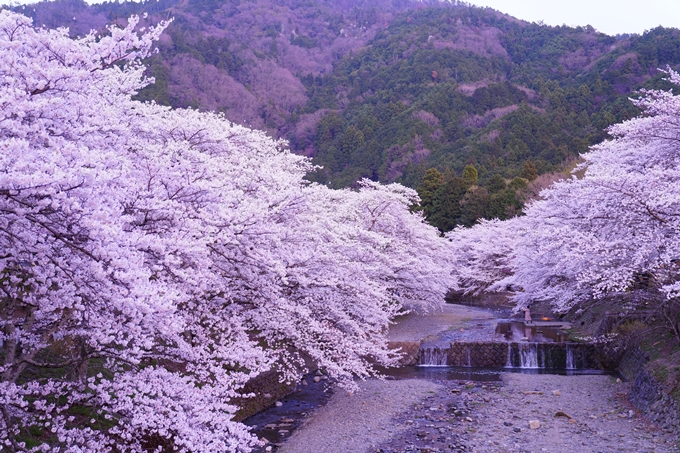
[17,0,680,229]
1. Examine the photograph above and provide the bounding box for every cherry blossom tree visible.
[0,11,454,452]
[445,218,524,297]
[446,72,680,337]
[505,71,680,330]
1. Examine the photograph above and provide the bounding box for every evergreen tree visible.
[462,164,479,184]
[460,186,490,226]
[417,167,444,216]
[521,160,538,181]
[429,177,468,231]
[485,174,507,194]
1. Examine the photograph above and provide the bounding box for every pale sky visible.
[466,0,680,36]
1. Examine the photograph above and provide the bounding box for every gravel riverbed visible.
[277,379,441,453]
[272,373,679,453]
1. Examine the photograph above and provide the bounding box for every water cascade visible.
[417,321,600,371]
[418,341,597,370]
[504,343,571,369]
[566,344,575,370]
[419,346,448,366]
[517,343,538,369]
[564,343,590,370]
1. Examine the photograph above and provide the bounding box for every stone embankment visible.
[629,368,680,438]
[618,346,680,439]
[235,370,295,420]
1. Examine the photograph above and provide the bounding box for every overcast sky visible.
[465,0,680,36]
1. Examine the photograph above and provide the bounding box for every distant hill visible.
[14,0,680,229]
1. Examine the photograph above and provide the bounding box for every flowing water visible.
[244,373,333,448]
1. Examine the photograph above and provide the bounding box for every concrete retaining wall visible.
[446,342,508,367]
[388,341,421,366]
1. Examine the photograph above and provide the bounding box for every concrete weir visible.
[418,342,600,370]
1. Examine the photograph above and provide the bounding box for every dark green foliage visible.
[486,186,523,220]
[459,186,489,227]
[485,173,506,194]
[508,177,528,191]
[301,74,339,111]
[305,6,675,203]
[135,55,172,106]
[417,165,527,230]
[162,25,243,74]
[521,160,538,181]
[462,165,478,184]
[416,167,444,216]
[302,6,680,210]
[428,176,469,232]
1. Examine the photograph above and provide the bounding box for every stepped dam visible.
[417,320,605,371]
[418,341,599,369]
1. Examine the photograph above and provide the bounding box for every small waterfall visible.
[419,342,593,370]
[491,321,600,371]
[518,343,539,368]
[507,343,567,369]
[419,347,448,366]
[564,343,589,370]
[536,343,559,368]
[566,344,575,369]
